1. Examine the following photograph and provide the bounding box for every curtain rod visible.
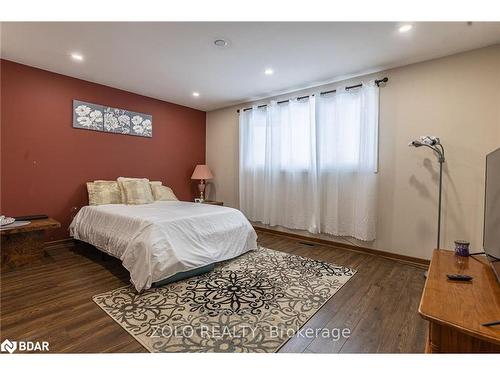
[237,77,388,113]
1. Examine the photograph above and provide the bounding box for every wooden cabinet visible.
[1,218,60,271]
[419,249,500,353]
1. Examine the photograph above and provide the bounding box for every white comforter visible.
[69,201,257,291]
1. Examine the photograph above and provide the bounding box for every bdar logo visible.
[1,339,17,353]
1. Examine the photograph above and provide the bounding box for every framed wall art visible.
[73,100,152,138]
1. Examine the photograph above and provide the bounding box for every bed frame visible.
[151,263,215,287]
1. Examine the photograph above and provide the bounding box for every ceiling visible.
[2,22,500,111]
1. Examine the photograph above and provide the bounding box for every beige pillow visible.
[87,181,122,205]
[151,185,178,201]
[150,181,162,187]
[94,180,125,202]
[119,178,154,205]
[117,177,149,200]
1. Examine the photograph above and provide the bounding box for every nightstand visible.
[202,200,224,206]
[1,218,61,271]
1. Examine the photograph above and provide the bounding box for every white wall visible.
[206,44,500,260]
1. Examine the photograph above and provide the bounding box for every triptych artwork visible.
[72,100,153,138]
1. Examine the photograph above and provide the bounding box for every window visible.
[239,83,379,241]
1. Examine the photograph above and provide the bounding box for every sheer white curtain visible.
[239,83,379,241]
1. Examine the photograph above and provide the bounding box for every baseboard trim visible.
[254,225,430,268]
[44,238,76,250]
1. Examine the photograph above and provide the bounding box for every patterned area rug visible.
[93,246,356,352]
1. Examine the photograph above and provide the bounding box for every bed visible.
[69,201,258,291]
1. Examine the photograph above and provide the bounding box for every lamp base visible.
[198,180,206,202]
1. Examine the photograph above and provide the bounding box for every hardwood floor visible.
[0,231,428,353]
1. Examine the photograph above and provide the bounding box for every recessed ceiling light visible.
[70,52,84,61]
[398,24,413,33]
[264,68,274,75]
[213,38,231,49]
[214,39,229,47]
[192,92,200,97]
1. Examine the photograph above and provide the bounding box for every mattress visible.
[69,201,258,291]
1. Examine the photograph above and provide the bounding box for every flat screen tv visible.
[484,147,500,283]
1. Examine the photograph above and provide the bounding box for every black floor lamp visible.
[409,136,445,276]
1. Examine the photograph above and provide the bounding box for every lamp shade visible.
[191,164,213,180]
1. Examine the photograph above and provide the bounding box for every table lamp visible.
[191,164,213,202]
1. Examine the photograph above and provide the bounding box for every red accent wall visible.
[0,60,206,240]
